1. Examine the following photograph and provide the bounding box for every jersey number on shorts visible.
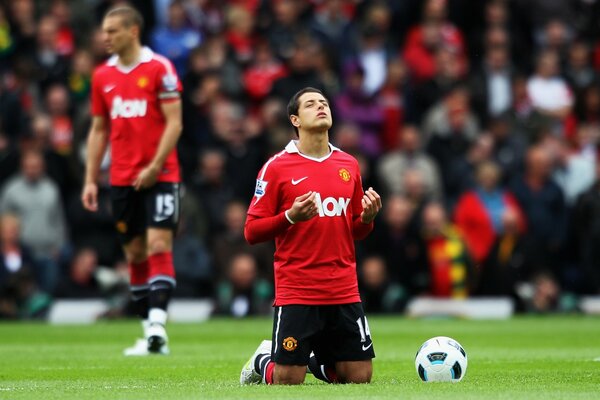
[154,193,175,222]
[356,317,371,343]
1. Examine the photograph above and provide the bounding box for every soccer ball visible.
[415,336,467,382]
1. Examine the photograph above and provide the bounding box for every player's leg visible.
[240,305,318,385]
[144,183,180,353]
[145,227,175,353]
[110,186,151,355]
[310,303,374,384]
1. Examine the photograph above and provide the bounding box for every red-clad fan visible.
[81,6,182,356]
[240,87,382,386]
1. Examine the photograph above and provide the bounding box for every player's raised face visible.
[293,92,332,133]
[102,15,137,55]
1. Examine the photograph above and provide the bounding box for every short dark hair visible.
[286,87,327,136]
[105,6,144,32]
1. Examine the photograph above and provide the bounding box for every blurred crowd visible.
[2,0,600,319]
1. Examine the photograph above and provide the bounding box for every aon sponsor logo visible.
[111,96,147,118]
[314,193,350,217]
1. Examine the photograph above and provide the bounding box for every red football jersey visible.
[247,141,371,306]
[91,47,182,186]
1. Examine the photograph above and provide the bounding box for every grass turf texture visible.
[0,316,599,399]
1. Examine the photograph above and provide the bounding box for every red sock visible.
[148,252,175,282]
[325,366,338,383]
[128,260,149,287]
[265,362,275,384]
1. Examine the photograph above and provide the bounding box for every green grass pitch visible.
[1,316,599,399]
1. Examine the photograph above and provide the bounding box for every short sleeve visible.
[90,69,107,117]
[154,56,182,102]
[247,159,280,218]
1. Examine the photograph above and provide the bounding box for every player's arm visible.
[134,99,182,190]
[245,191,318,245]
[81,116,109,212]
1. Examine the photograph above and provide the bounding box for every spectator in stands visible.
[469,27,515,125]
[150,0,202,76]
[309,0,352,63]
[402,0,466,84]
[377,57,408,151]
[270,34,325,103]
[216,252,272,317]
[421,201,474,298]
[488,114,527,185]
[377,124,442,200]
[509,145,567,277]
[0,212,50,319]
[358,255,406,314]
[190,148,235,240]
[211,199,273,282]
[55,247,101,298]
[410,45,466,124]
[572,152,600,294]
[546,135,595,207]
[453,160,525,265]
[243,40,287,104]
[0,149,67,294]
[477,207,528,301]
[31,15,70,93]
[224,4,256,65]
[363,194,428,295]
[564,39,596,96]
[335,61,384,157]
[526,50,574,132]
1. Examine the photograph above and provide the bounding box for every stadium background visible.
[1,0,600,320]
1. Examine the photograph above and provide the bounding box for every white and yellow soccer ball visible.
[415,336,467,382]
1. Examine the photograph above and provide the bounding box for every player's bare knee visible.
[147,238,170,254]
[124,238,147,263]
[273,366,306,385]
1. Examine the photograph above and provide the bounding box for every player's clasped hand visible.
[134,165,160,191]
[360,187,382,224]
[287,191,319,222]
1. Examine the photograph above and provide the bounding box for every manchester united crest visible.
[116,221,127,233]
[282,337,298,352]
[339,168,351,182]
[137,76,149,88]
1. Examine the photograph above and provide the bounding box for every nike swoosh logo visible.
[291,177,308,185]
[362,342,373,351]
[104,85,116,93]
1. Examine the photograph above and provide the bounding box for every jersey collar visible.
[284,140,341,162]
[107,46,154,73]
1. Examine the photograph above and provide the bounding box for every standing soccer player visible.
[240,87,382,385]
[81,6,182,356]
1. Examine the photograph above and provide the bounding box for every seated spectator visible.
[526,50,573,130]
[211,199,273,282]
[358,255,406,314]
[454,161,525,265]
[150,0,202,76]
[0,211,50,319]
[216,253,272,318]
[509,145,567,277]
[55,248,102,298]
[377,125,442,199]
[335,62,384,157]
[363,195,428,295]
[0,149,68,294]
[421,202,474,298]
[477,207,528,302]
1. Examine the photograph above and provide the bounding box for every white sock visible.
[148,308,168,326]
[142,319,151,339]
